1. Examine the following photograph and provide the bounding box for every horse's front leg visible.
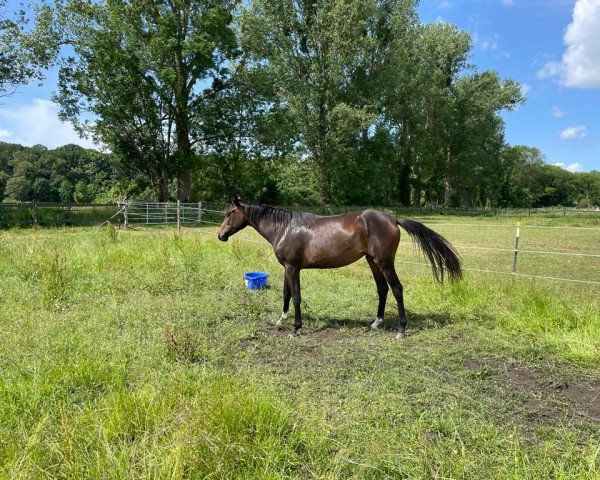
[275,275,291,329]
[285,265,302,337]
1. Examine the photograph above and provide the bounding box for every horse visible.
[218,196,462,339]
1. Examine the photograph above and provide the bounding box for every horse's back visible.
[282,210,368,268]
[283,209,399,268]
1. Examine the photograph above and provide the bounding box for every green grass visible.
[0,222,599,479]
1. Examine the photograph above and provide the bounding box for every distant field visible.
[0,219,598,478]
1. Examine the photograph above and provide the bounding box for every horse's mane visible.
[242,202,313,229]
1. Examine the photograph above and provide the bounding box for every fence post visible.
[123,202,129,229]
[512,222,520,273]
[146,203,149,224]
[198,202,202,225]
[176,200,181,235]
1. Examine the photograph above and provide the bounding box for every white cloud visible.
[537,0,600,88]
[501,0,514,6]
[520,83,531,96]
[0,128,11,139]
[560,125,587,139]
[536,61,561,79]
[551,106,564,117]
[481,38,498,51]
[0,98,97,149]
[554,162,583,172]
[472,31,499,51]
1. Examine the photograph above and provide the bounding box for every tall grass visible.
[0,225,598,478]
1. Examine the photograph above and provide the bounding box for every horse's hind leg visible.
[379,263,407,339]
[366,255,388,329]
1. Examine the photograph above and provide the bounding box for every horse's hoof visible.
[395,332,405,340]
[288,332,296,338]
[370,317,384,330]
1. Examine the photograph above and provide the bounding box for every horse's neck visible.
[248,211,286,245]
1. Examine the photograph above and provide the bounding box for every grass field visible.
[0,217,599,479]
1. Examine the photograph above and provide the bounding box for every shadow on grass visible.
[313,309,458,335]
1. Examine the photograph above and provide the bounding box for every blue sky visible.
[419,0,600,172]
[1,0,599,172]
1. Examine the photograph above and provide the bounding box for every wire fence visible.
[3,200,590,286]
[109,201,599,287]
[0,202,116,227]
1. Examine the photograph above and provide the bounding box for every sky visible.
[0,0,599,172]
[418,0,600,173]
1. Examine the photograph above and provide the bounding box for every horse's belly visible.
[302,237,366,268]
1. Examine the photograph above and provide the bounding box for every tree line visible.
[1,0,599,208]
[1,140,598,208]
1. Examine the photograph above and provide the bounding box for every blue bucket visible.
[243,272,269,290]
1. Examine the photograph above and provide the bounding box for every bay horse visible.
[218,197,462,339]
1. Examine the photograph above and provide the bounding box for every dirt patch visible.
[560,380,600,422]
[463,358,600,426]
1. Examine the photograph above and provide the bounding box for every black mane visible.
[242,202,314,229]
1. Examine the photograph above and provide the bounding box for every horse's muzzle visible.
[218,233,228,242]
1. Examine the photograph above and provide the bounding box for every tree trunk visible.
[444,146,452,206]
[411,186,420,207]
[397,161,411,206]
[175,105,193,201]
[411,160,421,207]
[177,169,192,202]
[317,101,331,204]
[444,173,452,206]
[174,41,193,202]
[159,167,169,202]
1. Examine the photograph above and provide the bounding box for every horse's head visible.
[218,195,249,241]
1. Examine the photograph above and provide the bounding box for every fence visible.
[118,201,204,232]
[0,202,116,227]
[1,201,597,286]
[143,202,599,287]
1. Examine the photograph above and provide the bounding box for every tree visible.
[383,22,523,207]
[445,71,523,206]
[1,1,31,96]
[4,176,31,201]
[239,0,414,203]
[29,0,237,201]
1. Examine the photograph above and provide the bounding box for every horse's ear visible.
[232,194,241,207]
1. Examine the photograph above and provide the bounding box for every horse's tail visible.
[396,219,462,283]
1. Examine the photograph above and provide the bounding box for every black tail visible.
[397,219,462,283]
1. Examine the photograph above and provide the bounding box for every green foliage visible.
[26,0,238,201]
[0,141,149,203]
[5,0,600,207]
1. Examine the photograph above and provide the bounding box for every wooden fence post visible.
[198,202,202,225]
[176,200,181,235]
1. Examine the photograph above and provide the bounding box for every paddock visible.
[0,217,598,478]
